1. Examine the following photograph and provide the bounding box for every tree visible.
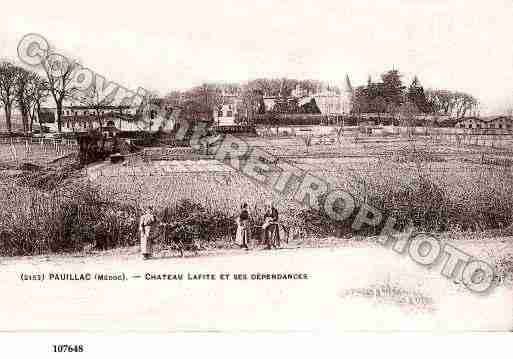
[381,69,405,108]
[163,91,182,108]
[453,92,478,118]
[372,96,387,118]
[77,82,116,130]
[351,70,405,118]
[28,74,49,132]
[399,101,419,137]
[425,89,453,116]
[41,55,79,132]
[240,87,262,120]
[352,86,371,115]
[179,100,212,124]
[407,76,431,114]
[184,83,224,112]
[425,89,478,118]
[15,67,37,133]
[0,61,19,133]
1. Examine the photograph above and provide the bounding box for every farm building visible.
[485,116,513,130]
[454,117,488,129]
[455,116,513,130]
[41,104,170,133]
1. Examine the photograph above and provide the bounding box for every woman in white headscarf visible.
[139,206,156,260]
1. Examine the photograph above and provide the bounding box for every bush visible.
[367,176,451,232]
[17,163,82,191]
[344,160,513,234]
[0,179,138,256]
[157,199,235,245]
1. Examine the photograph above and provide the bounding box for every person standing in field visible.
[139,206,157,260]
[262,202,279,249]
[235,203,250,250]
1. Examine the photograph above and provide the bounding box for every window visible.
[227,111,233,117]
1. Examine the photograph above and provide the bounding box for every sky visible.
[2,0,513,115]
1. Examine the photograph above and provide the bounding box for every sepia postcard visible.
[0,0,512,337]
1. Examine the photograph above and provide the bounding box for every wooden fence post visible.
[10,140,17,164]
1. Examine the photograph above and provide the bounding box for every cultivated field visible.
[90,134,513,232]
[1,131,513,260]
[0,141,78,167]
[1,132,512,332]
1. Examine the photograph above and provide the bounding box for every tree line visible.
[0,61,50,133]
[163,78,342,120]
[0,57,139,134]
[1,59,480,135]
[353,69,479,119]
[163,73,479,122]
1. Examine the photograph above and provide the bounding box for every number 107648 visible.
[52,345,84,353]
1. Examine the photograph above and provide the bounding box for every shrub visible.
[0,179,138,256]
[157,199,235,245]
[345,159,513,234]
[17,162,82,191]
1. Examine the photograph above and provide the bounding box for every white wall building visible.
[297,74,353,115]
[213,93,241,126]
[40,104,171,133]
[455,116,513,130]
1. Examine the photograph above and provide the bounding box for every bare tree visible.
[0,61,19,133]
[425,89,478,118]
[28,74,49,132]
[15,67,37,133]
[453,92,478,118]
[240,86,262,122]
[77,82,115,129]
[184,83,224,113]
[399,101,419,137]
[41,55,79,132]
[163,90,182,108]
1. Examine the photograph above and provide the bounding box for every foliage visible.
[0,179,138,256]
[424,89,478,118]
[177,100,214,123]
[157,199,235,245]
[353,70,407,115]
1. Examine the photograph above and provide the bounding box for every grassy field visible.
[0,142,78,168]
[1,132,513,261]
[92,135,513,222]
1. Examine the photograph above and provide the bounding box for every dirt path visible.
[1,239,512,332]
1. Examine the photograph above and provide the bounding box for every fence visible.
[0,137,78,145]
[0,138,79,165]
[433,132,513,149]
